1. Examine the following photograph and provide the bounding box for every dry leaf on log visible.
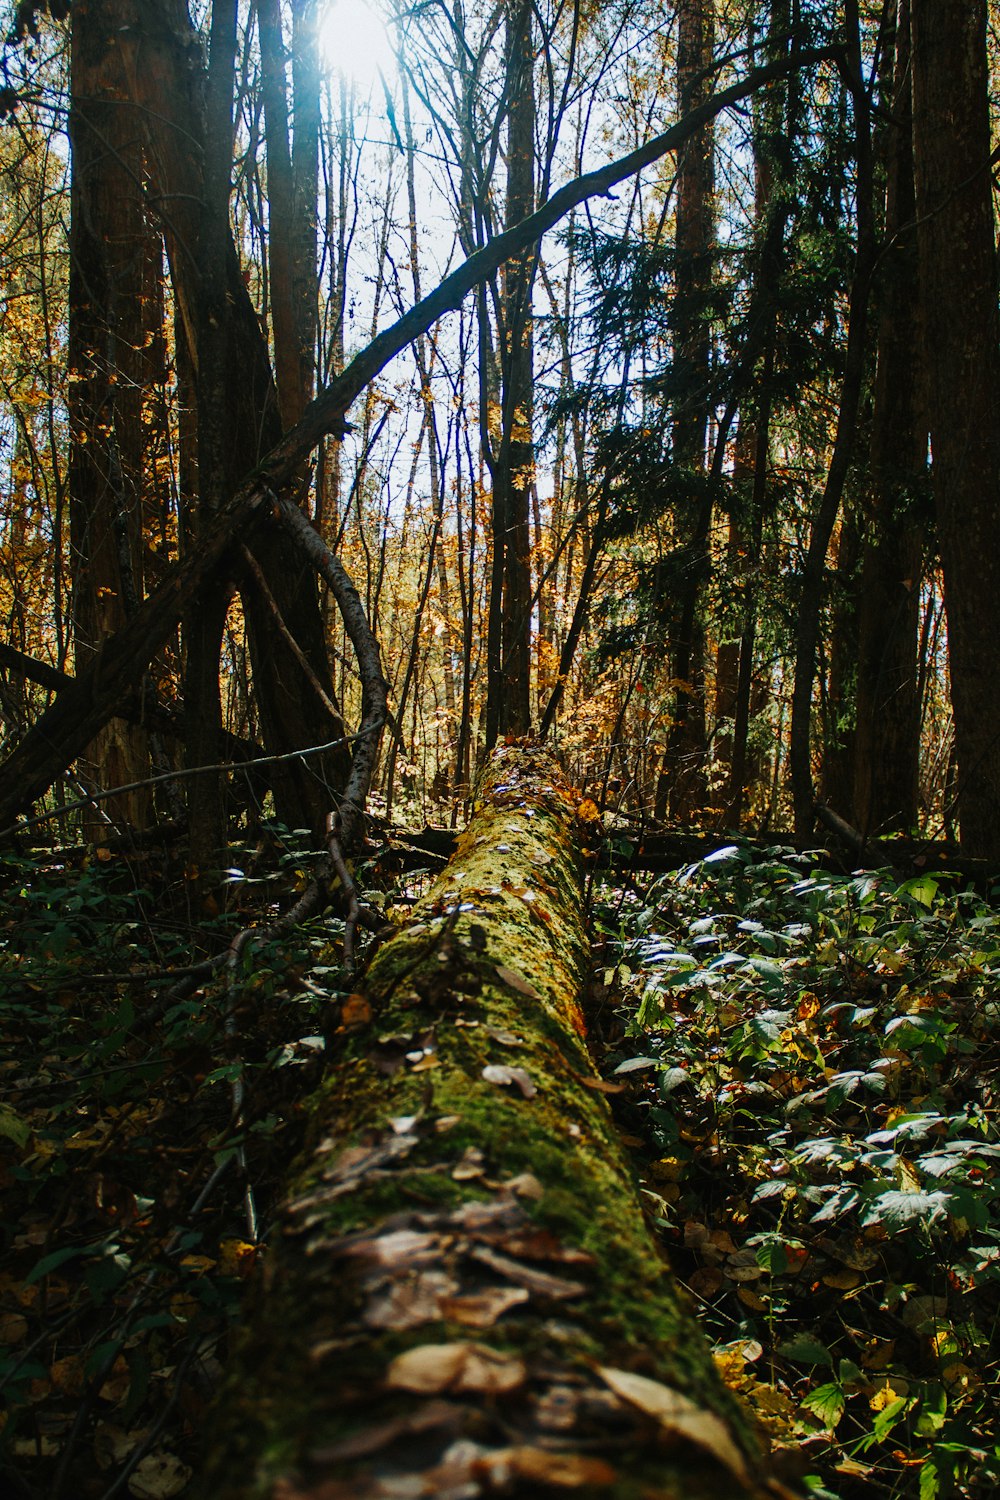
[386,1341,527,1395]
[598,1366,751,1485]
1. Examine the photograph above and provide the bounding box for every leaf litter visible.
[595,848,1000,1497]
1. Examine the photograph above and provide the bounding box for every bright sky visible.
[317,0,397,93]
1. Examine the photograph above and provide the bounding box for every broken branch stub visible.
[199,743,772,1499]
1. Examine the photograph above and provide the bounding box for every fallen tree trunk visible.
[200,744,774,1500]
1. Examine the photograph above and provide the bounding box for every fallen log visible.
[200,744,776,1500]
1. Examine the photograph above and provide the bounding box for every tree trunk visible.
[725,0,795,826]
[199,743,769,1500]
[68,0,157,833]
[123,0,351,847]
[910,0,1000,859]
[487,1,536,743]
[655,0,715,822]
[789,0,876,842]
[820,505,860,817]
[852,0,923,838]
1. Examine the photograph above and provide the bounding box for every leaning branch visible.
[265,43,841,459]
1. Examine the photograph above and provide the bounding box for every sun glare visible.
[318,0,396,92]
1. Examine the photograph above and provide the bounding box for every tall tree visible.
[68,0,159,832]
[486,0,537,743]
[909,0,1000,859]
[789,0,876,842]
[852,0,923,837]
[655,0,715,821]
[117,0,351,860]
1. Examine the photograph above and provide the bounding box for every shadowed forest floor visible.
[1,830,999,1498]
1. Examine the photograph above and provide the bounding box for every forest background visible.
[0,0,994,860]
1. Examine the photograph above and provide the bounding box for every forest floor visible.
[1,828,998,1499]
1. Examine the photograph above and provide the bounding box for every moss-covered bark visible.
[201,744,776,1499]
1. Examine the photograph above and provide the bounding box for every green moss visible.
[199,747,768,1499]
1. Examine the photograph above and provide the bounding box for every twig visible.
[4,729,373,839]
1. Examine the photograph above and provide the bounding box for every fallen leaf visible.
[50,1355,86,1395]
[495,965,544,1002]
[341,994,372,1027]
[482,1063,537,1098]
[835,1458,873,1478]
[709,1229,738,1254]
[901,1294,948,1332]
[942,1362,979,1392]
[860,1338,896,1371]
[309,1401,463,1463]
[438,1286,530,1328]
[502,1172,544,1200]
[822,1268,862,1292]
[0,1102,31,1149]
[598,1366,751,1484]
[683,1221,711,1249]
[737,1287,768,1312]
[94,1424,148,1472]
[483,1446,618,1488]
[580,1076,626,1095]
[870,1379,909,1410]
[12,1437,60,1457]
[386,1341,526,1395]
[218,1238,258,1277]
[0,1309,28,1344]
[687,1268,724,1299]
[127,1452,192,1499]
[364,1270,458,1331]
[470,1244,585,1299]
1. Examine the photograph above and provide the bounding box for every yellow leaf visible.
[942,1362,979,1393]
[797,992,821,1021]
[218,1239,258,1277]
[870,1378,908,1411]
[896,1157,922,1193]
[860,1338,896,1371]
[178,1254,215,1275]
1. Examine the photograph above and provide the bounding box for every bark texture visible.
[200,744,769,1500]
[655,0,715,822]
[910,0,1000,859]
[68,0,158,830]
[852,0,923,838]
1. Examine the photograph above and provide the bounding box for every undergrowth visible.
[4,832,1000,1498]
[595,846,1000,1499]
[0,832,388,1499]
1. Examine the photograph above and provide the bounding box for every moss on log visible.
[202,744,777,1499]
